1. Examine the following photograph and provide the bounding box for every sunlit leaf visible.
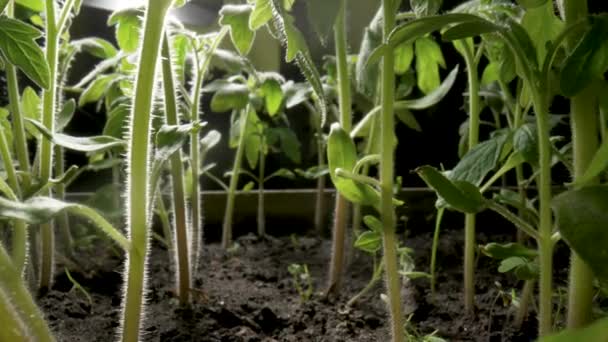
[28,119,126,153]
[415,37,446,94]
[261,78,283,116]
[107,7,142,54]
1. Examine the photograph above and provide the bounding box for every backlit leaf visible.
[107,8,142,54]
[210,83,250,112]
[261,78,283,116]
[220,4,255,56]
[415,37,445,94]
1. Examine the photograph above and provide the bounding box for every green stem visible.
[530,88,554,337]
[381,1,404,341]
[161,35,190,304]
[54,145,73,257]
[347,259,384,307]
[155,192,173,251]
[326,0,352,296]
[461,39,481,315]
[311,103,326,234]
[257,140,266,236]
[0,290,28,341]
[562,0,597,329]
[430,207,444,299]
[121,1,172,341]
[515,280,535,329]
[38,0,61,291]
[222,105,251,249]
[0,244,54,342]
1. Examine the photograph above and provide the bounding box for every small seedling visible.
[288,263,314,302]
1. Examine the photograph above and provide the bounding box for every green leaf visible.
[276,127,301,164]
[244,109,263,169]
[363,215,383,233]
[200,130,222,154]
[389,13,492,47]
[481,62,500,85]
[498,256,527,273]
[410,0,442,17]
[265,168,295,181]
[21,86,41,138]
[242,181,255,192]
[395,109,421,131]
[27,118,126,153]
[560,16,608,97]
[415,165,486,213]
[0,17,49,89]
[521,1,563,65]
[79,74,119,107]
[268,0,327,124]
[261,78,283,116]
[441,21,499,41]
[103,103,129,138]
[327,123,380,207]
[305,0,341,45]
[15,0,43,12]
[220,4,255,56]
[537,316,608,342]
[71,37,117,59]
[56,99,76,132]
[210,83,250,112]
[355,230,382,254]
[294,165,328,179]
[482,242,538,259]
[356,10,383,98]
[155,123,203,161]
[415,37,446,94]
[395,65,459,110]
[451,132,511,186]
[553,186,608,282]
[107,8,142,54]
[249,0,272,30]
[516,0,548,8]
[283,81,311,108]
[394,42,414,75]
[513,123,539,165]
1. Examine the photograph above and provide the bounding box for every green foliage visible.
[560,15,608,97]
[0,17,49,89]
[554,186,608,282]
[451,132,511,186]
[304,0,341,45]
[27,119,125,153]
[327,123,379,207]
[107,7,142,54]
[537,316,608,342]
[210,83,250,112]
[415,165,486,213]
[414,37,446,94]
[220,4,255,56]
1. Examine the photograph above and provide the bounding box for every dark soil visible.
[40,226,542,342]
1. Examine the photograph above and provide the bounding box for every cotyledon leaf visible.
[0,196,129,251]
[27,118,126,153]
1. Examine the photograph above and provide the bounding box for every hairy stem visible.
[120,1,172,341]
[161,34,190,305]
[54,145,73,257]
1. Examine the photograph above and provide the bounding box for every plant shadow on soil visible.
[39,218,553,342]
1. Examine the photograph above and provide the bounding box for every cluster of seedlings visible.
[1,0,608,341]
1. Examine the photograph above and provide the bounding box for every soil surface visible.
[40,225,545,342]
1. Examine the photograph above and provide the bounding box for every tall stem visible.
[530,88,554,336]
[381,1,404,341]
[561,0,597,329]
[314,114,326,234]
[121,1,172,341]
[6,1,30,189]
[38,0,60,290]
[326,0,352,295]
[161,35,190,304]
[460,39,481,314]
[257,141,266,236]
[222,106,251,249]
[54,145,73,257]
